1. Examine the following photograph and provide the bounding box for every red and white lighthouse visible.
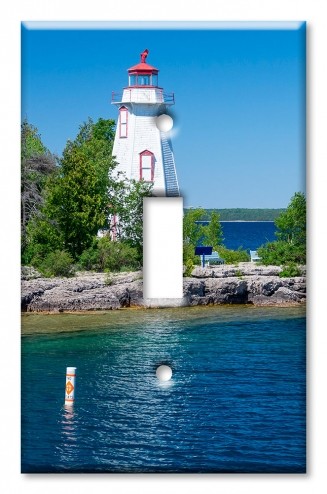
[111,49,179,197]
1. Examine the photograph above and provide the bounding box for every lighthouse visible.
[111,49,179,197]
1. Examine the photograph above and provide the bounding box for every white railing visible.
[111,89,174,105]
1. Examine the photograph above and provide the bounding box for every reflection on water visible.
[60,407,78,442]
[22,305,305,335]
[22,306,306,473]
[56,406,80,469]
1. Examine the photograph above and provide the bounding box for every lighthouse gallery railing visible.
[111,89,174,105]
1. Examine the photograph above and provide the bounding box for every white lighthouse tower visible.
[111,49,179,197]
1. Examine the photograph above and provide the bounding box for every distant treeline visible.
[185,208,285,221]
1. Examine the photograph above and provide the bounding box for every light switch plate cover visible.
[21,22,306,473]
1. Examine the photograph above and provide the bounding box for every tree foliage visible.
[78,235,140,272]
[38,250,75,278]
[183,208,250,268]
[21,119,49,159]
[21,120,56,248]
[275,192,306,245]
[202,211,224,250]
[183,208,224,265]
[258,192,306,266]
[114,179,153,260]
[183,208,207,265]
[22,213,63,265]
[22,117,152,272]
[216,246,249,264]
[42,118,117,258]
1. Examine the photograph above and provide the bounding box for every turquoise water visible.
[21,306,306,473]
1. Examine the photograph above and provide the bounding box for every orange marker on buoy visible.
[65,367,76,406]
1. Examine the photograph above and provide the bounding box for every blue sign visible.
[195,246,213,256]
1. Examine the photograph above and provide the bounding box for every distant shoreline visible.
[196,220,275,223]
[186,208,284,222]
[220,220,274,223]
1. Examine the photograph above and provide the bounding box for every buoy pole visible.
[65,367,76,406]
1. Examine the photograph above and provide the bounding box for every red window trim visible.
[139,150,154,182]
[119,106,128,138]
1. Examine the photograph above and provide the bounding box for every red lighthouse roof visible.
[128,49,159,74]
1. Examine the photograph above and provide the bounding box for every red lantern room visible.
[127,49,159,87]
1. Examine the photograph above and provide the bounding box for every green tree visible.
[21,120,56,250]
[183,208,207,265]
[183,208,225,266]
[258,192,306,266]
[183,208,207,247]
[45,118,117,258]
[275,192,306,245]
[114,179,153,260]
[78,236,140,272]
[182,208,250,268]
[202,211,224,250]
[38,250,75,278]
[22,210,63,265]
[21,119,48,159]
[23,116,154,269]
[215,245,249,264]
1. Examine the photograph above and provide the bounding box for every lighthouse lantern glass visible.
[128,73,158,87]
[152,74,158,86]
[139,75,150,85]
[129,74,137,86]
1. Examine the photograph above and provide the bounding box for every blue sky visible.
[21,22,306,208]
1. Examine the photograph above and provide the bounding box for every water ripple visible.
[21,307,305,473]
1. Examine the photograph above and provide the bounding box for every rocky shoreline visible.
[21,263,306,312]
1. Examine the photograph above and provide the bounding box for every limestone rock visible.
[21,266,306,312]
[191,263,283,278]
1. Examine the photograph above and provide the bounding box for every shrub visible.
[184,259,194,277]
[104,271,114,286]
[38,250,75,277]
[78,240,99,271]
[258,193,306,266]
[120,265,134,272]
[279,263,302,278]
[78,236,140,272]
[22,215,63,266]
[216,246,250,264]
[235,269,243,279]
[258,240,305,266]
[183,243,198,266]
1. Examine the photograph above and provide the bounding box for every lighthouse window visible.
[152,74,158,86]
[140,151,154,182]
[119,107,128,138]
[129,74,137,86]
[139,75,150,86]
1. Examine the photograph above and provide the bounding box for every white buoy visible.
[65,367,77,406]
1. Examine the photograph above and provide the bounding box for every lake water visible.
[221,221,276,251]
[21,306,306,473]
